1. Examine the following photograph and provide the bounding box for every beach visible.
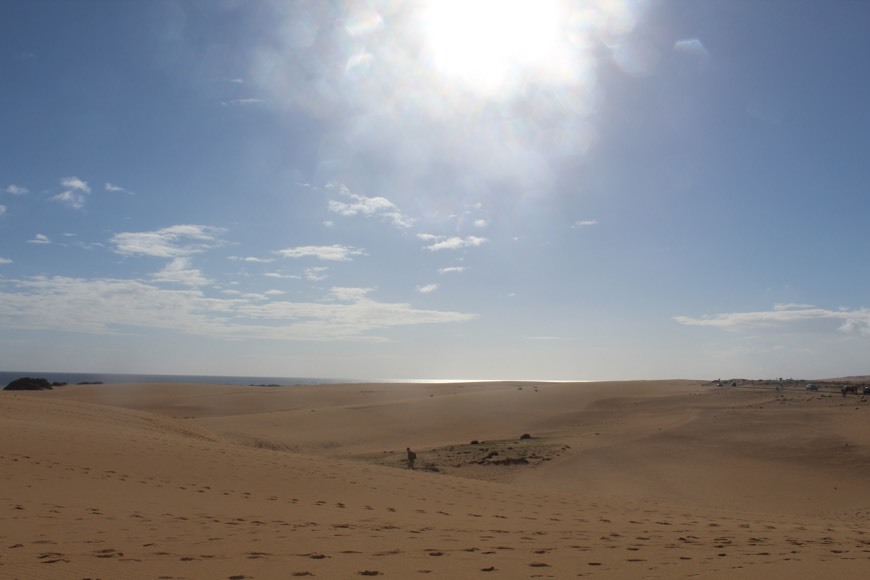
[2,379,869,578]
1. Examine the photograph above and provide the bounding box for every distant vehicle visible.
[863,386,870,395]
[805,384,819,391]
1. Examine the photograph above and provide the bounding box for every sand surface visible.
[2,379,869,578]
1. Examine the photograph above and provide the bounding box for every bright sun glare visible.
[422,0,568,96]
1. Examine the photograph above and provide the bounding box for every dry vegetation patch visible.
[352,434,571,482]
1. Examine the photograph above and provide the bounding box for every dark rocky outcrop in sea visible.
[4,377,54,390]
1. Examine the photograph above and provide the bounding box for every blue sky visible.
[2,0,869,380]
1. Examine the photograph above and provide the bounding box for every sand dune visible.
[2,380,869,578]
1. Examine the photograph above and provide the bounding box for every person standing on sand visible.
[406,447,417,470]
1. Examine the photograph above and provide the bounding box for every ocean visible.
[0,371,371,388]
[0,371,497,388]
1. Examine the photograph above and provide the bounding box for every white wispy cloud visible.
[305,266,329,281]
[110,225,224,287]
[51,190,87,209]
[61,176,91,193]
[329,287,371,302]
[417,283,439,293]
[222,98,267,106]
[112,225,224,258]
[439,266,466,274]
[421,235,488,252]
[0,257,12,265]
[277,244,365,261]
[28,234,50,244]
[327,182,414,228]
[0,205,5,217]
[265,272,301,280]
[571,219,598,228]
[151,257,211,286]
[675,304,870,336]
[229,256,275,263]
[0,276,476,342]
[105,182,133,194]
[474,219,488,228]
[4,184,29,195]
[673,38,710,61]
[50,176,91,209]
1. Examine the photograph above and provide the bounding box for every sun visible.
[421,0,568,97]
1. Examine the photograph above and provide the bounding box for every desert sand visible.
[2,379,869,578]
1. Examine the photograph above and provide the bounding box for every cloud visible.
[673,38,709,61]
[151,257,211,286]
[329,287,371,302]
[0,276,476,341]
[439,266,466,274]
[0,205,5,217]
[111,225,224,258]
[105,182,134,194]
[229,256,275,263]
[421,235,488,252]
[4,184,28,195]
[327,183,414,228]
[277,244,365,261]
[264,289,285,296]
[417,283,439,294]
[675,304,870,336]
[305,266,329,281]
[0,257,12,265]
[265,272,301,280]
[28,234,50,244]
[572,219,598,228]
[110,226,224,287]
[51,190,87,209]
[474,219,488,228]
[61,176,91,193]
[222,98,267,106]
[50,176,92,209]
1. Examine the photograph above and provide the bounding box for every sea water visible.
[0,371,497,388]
[0,371,366,388]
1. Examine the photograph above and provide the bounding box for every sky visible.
[1,0,869,380]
